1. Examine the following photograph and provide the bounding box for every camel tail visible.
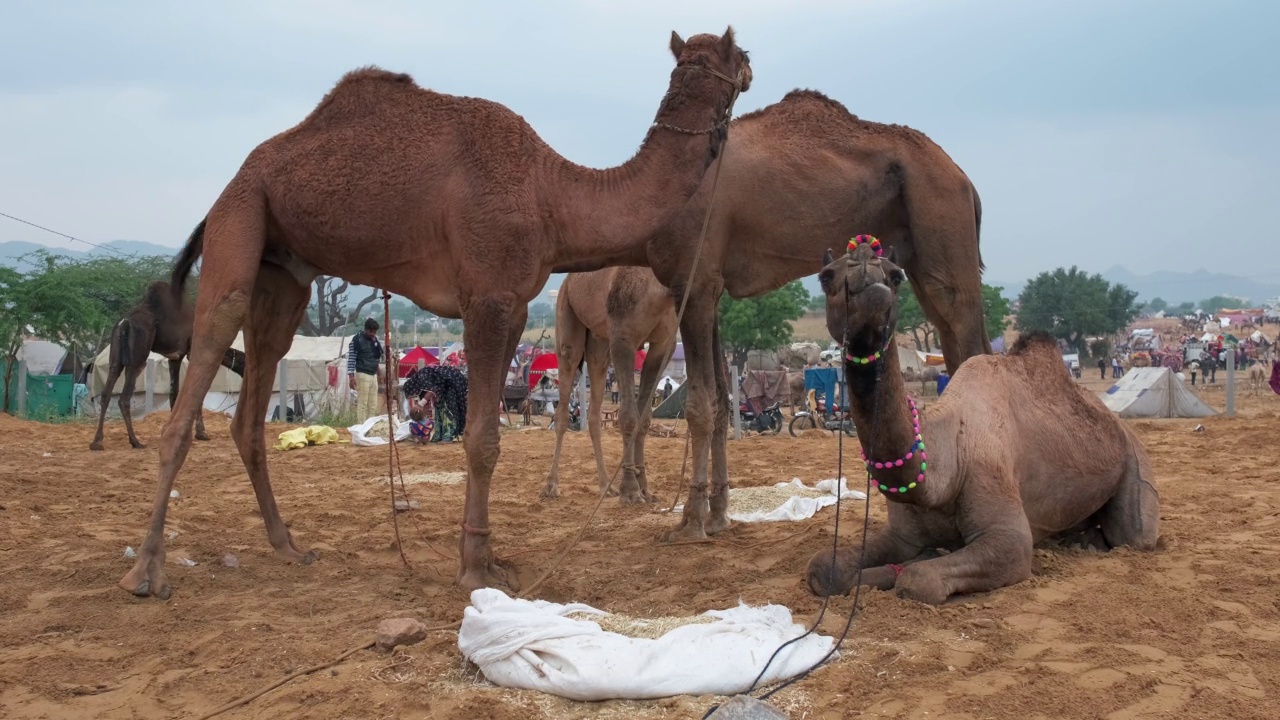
[170,218,206,298]
[116,319,131,369]
[971,184,984,273]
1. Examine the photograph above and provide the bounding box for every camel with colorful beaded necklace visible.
[805,236,1161,605]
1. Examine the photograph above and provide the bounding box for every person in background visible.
[1112,355,1122,378]
[403,364,469,439]
[1097,356,1107,380]
[347,317,383,422]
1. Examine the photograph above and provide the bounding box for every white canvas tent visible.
[88,333,352,421]
[897,346,924,373]
[1099,367,1215,419]
[17,340,68,376]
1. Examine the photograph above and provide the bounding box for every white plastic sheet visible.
[347,414,410,447]
[673,477,867,523]
[457,589,836,701]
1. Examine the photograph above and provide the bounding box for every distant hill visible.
[0,239,178,272]
[1100,266,1280,306]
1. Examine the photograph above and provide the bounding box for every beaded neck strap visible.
[861,396,927,494]
[845,339,891,366]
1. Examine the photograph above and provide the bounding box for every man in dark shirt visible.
[347,318,383,421]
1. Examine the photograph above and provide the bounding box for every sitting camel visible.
[805,239,1160,605]
[542,266,677,502]
[91,280,246,451]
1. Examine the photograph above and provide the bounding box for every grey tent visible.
[1099,367,1215,419]
[651,380,688,419]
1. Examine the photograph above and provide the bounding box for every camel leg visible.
[705,319,732,534]
[905,257,989,376]
[171,358,209,441]
[119,364,145,449]
[662,289,719,542]
[457,293,519,591]
[583,335,612,497]
[1095,432,1160,550]
[230,264,317,564]
[891,500,1034,605]
[542,302,588,500]
[612,336,647,503]
[119,201,263,599]
[625,331,677,503]
[90,361,124,451]
[806,526,928,596]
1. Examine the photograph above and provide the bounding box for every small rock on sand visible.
[707,695,789,719]
[393,499,422,512]
[376,618,428,651]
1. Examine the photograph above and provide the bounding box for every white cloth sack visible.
[347,414,409,447]
[457,588,836,701]
[673,477,867,523]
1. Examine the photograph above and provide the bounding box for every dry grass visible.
[565,611,716,640]
[727,484,831,516]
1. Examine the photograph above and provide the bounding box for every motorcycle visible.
[788,395,857,437]
[738,399,783,435]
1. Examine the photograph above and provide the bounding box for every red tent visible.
[398,346,439,378]
[528,352,559,390]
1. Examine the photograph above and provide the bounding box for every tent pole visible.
[1225,349,1236,417]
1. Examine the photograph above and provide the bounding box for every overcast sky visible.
[1,0,1275,284]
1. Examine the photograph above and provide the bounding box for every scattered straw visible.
[375,471,465,486]
[566,611,715,640]
[727,484,831,516]
[370,650,417,684]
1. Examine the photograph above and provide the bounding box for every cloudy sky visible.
[1,0,1275,285]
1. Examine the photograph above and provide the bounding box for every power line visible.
[0,210,129,257]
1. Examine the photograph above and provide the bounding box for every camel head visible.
[669,27,753,94]
[818,237,907,367]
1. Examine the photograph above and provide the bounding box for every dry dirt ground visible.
[2,381,1278,720]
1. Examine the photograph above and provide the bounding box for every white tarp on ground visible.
[672,478,866,522]
[1100,367,1216,418]
[88,332,351,421]
[457,588,836,701]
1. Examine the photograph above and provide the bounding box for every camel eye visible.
[819,268,836,293]
[888,269,907,287]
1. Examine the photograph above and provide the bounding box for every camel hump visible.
[337,66,415,86]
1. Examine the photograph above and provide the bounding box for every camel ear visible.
[670,31,686,59]
[823,248,834,266]
[885,244,899,264]
[719,26,736,59]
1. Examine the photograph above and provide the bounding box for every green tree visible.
[897,282,1009,352]
[0,266,27,412]
[1145,297,1168,313]
[526,301,554,330]
[717,281,810,368]
[807,294,826,312]
[1169,301,1195,316]
[1015,266,1139,355]
[1199,295,1248,315]
[981,284,1011,343]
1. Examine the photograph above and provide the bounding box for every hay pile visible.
[366,417,401,440]
[566,611,715,640]
[727,483,831,516]
[384,471,466,486]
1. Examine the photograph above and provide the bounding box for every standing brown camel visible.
[1247,362,1267,395]
[641,90,991,542]
[118,29,751,599]
[541,267,678,502]
[90,280,246,451]
[804,242,1159,604]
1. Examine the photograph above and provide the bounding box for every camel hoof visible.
[276,546,319,565]
[89,442,104,452]
[195,433,211,442]
[457,560,518,592]
[119,554,170,600]
[130,442,147,450]
[540,484,560,500]
[300,549,319,565]
[660,523,708,544]
[806,546,860,597]
[893,567,949,605]
[618,490,650,506]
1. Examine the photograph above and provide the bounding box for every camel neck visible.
[543,65,737,272]
[844,349,930,504]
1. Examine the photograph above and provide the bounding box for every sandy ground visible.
[2,378,1278,720]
